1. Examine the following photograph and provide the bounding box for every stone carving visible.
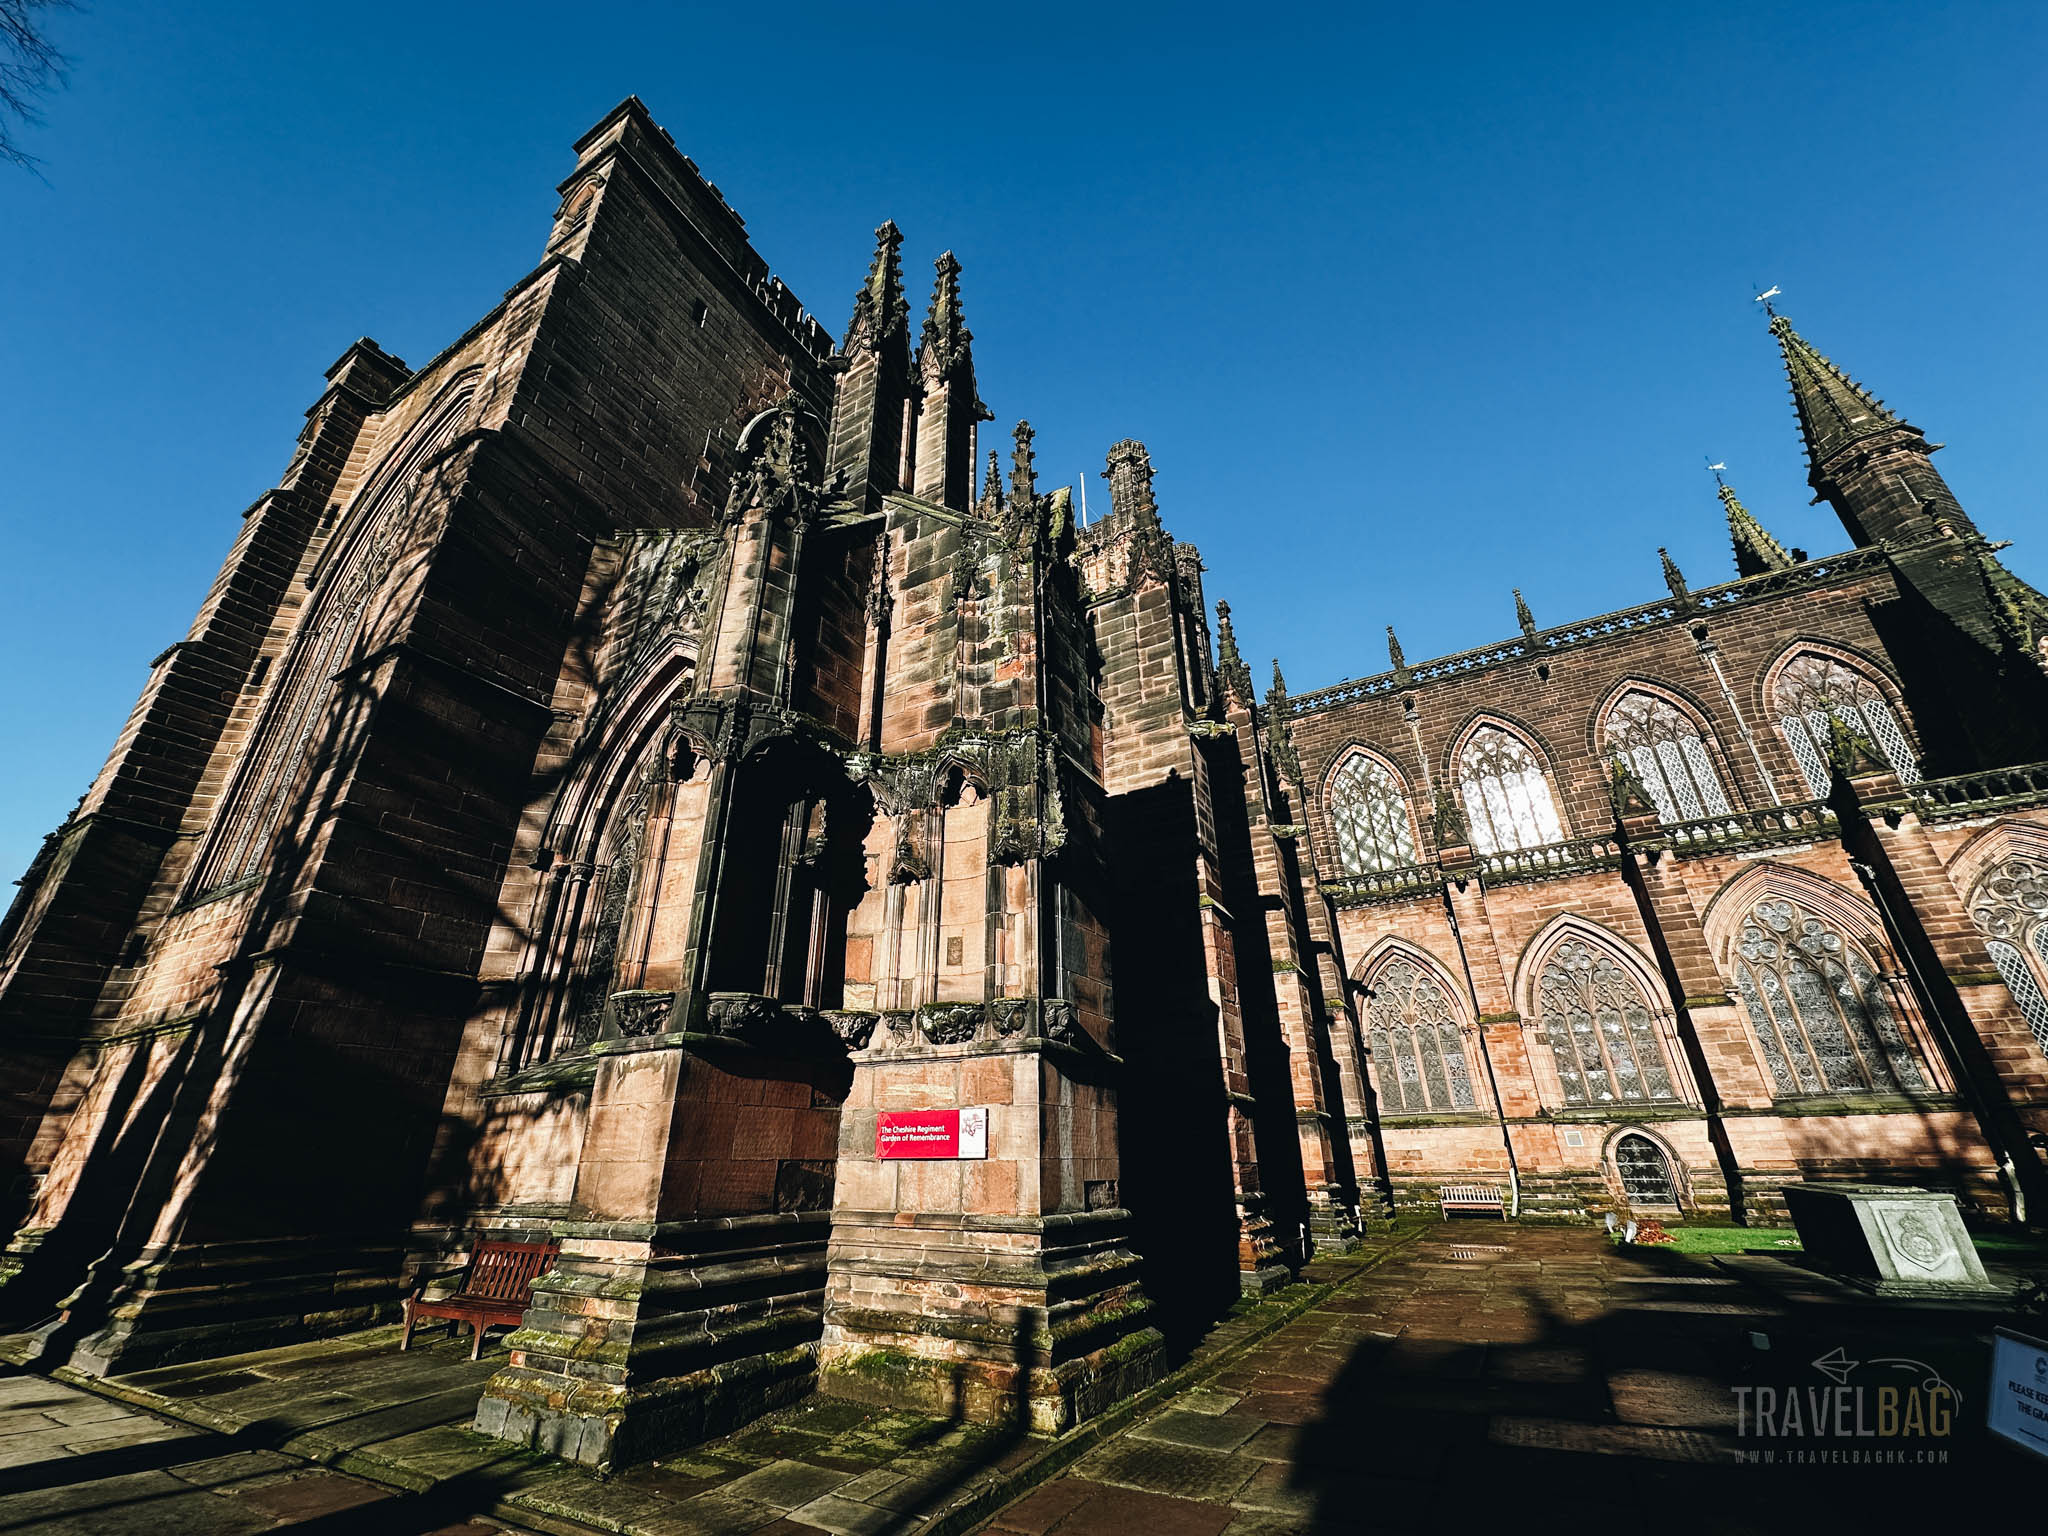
[823,1010,879,1050]
[723,394,825,527]
[890,816,931,884]
[1039,999,1080,1047]
[989,998,1033,1037]
[880,1010,916,1045]
[919,1002,985,1045]
[702,991,783,1042]
[608,989,675,1039]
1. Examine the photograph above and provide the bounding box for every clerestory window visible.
[1456,726,1565,855]
[1603,690,1732,823]
[1327,752,1418,875]
[1771,652,1918,798]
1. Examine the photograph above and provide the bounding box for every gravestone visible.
[1781,1184,1996,1295]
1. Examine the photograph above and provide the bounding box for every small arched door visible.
[1614,1134,1678,1209]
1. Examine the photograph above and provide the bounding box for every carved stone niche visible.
[606,990,677,1039]
[917,1001,985,1045]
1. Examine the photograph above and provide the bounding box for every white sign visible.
[1988,1327,2048,1462]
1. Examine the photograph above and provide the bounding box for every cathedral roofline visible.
[1286,544,1887,717]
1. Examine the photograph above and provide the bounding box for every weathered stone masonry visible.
[4,97,2047,1472]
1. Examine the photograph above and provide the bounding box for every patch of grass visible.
[1639,1225,1803,1254]
[1972,1231,2048,1263]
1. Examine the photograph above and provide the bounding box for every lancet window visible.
[1729,895,1927,1096]
[1771,652,1918,797]
[1534,936,1680,1107]
[1967,853,2048,1054]
[1456,725,1565,854]
[1327,752,1418,875]
[1364,954,1476,1113]
[1602,690,1732,823]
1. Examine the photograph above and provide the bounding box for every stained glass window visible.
[1772,652,1919,797]
[1456,726,1565,855]
[1327,753,1418,875]
[1731,895,1926,1096]
[1535,937,1679,1106]
[1603,691,1732,823]
[1614,1134,1678,1207]
[1967,854,2048,1054]
[1365,955,1475,1114]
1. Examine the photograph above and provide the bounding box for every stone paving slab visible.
[0,1228,1428,1535]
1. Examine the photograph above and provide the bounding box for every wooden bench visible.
[1438,1184,1507,1220]
[401,1237,559,1360]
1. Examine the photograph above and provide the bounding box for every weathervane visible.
[1754,283,1782,317]
[1705,456,1728,488]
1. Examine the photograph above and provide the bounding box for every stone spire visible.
[1769,310,1906,475]
[911,251,992,510]
[843,220,909,355]
[829,220,916,513]
[1514,589,1537,640]
[1386,625,1410,684]
[1265,660,1303,785]
[1215,600,1255,708]
[917,253,976,388]
[1105,439,1174,587]
[1714,471,1794,577]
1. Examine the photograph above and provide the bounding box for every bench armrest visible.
[407,1261,471,1300]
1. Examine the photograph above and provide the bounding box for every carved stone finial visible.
[1386,625,1410,683]
[1824,711,1889,780]
[1009,421,1038,508]
[723,393,821,525]
[918,251,976,388]
[1264,660,1303,785]
[1659,547,1693,608]
[1514,588,1537,640]
[979,448,1003,516]
[1608,757,1659,821]
[843,219,909,354]
[1433,788,1468,851]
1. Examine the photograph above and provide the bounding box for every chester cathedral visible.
[3,98,2047,1470]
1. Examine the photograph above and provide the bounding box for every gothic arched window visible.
[1729,895,1927,1096]
[1771,652,1918,797]
[1602,690,1732,823]
[189,385,475,897]
[1456,726,1565,855]
[1534,936,1679,1106]
[1614,1133,1678,1208]
[1364,955,1476,1113]
[1966,853,2048,1054]
[1327,753,1417,875]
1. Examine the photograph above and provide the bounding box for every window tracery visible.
[1602,690,1732,823]
[1364,955,1475,1113]
[1771,652,1918,797]
[1327,753,1417,874]
[1456,726,1564,855]
[1967,852,2048,1054]
[1534,937,1679,1106]
[1729,895,1926,1096]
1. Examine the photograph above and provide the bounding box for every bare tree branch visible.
[1,0,76,170]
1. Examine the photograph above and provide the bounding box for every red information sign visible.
[876,1107,988,1160]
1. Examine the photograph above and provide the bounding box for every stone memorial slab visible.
[1780,1183,1995,1294]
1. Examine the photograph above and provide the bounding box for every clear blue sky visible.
[3,2,2044,887]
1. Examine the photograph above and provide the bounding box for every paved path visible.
[0,1367,499,1533]
[976,1226,2017,1536]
